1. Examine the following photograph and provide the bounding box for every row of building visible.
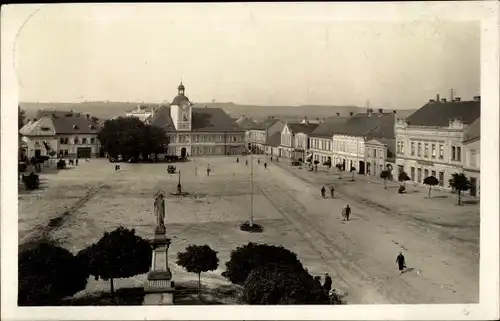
[240,94,480,198]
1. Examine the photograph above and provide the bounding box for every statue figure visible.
[154,190,166,233]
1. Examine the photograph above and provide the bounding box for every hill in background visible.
[20,101,416,122]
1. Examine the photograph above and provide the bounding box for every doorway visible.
[181,147,187,158]
[470,177,477,197]
[358,161,365,174]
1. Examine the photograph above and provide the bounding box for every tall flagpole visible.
[250,151,254,226]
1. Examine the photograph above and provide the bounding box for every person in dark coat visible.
[207,165,211,176]
[258,159,261,164]
[330,185,335,198]
[236,158,239,163]
[345,204,351,221]
[245,160,248,166]
[314,276,322,288]
[321,186,326,198]
[75,158,79,166]
[264,162,267,169]
[396,252,406,274]
[323,272,332,292]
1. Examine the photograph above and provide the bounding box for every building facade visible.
[248,118,285,153]
[279,123,318,160]
[308,116,350,165]
[395,95,480,190]
[19,111,100,159]
[125,105,155,122]
[150,82,246,156]
[365,138,396,179]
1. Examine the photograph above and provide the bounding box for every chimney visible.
[367,109,373,117]
[349,112,354,117]
[473,96,480,101]
[378,108,383,114]
[436,94,440,102]
[441,98,447,103]
[454,97,461,102]
[336,112,340,117]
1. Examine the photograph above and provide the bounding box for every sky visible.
[12,3,480,109]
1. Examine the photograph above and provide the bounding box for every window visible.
[431,144,436,158]
[401,143,404,154]
[411,142,415,156]
[74,137,79,144]
[417,168,422,183]
[207,147,212,155]
[417,143,421,156]
[379,149,384,159]
[451,146,456,160]
[424,143,428,157]
[439,145,444,160]
[373,149,377,158]
[431,170,436,177]
[60,138,65,144]
[470,150,476,167]
[199,147,204,155]
[90,138,95,144]
[410,167,415,181]
[64,149,68,156]
[457,147,461,161]
[439,172,444,186]
[82,138,87,144]
[182,113,188,121]
[424,169,428,178]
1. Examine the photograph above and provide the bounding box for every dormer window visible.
[89,124,95,130]
[73,125,79,130]
[40,126,51,131]
[74,137,79,144]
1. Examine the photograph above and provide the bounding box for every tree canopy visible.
[423,176,439,198]
[398,171,410,183]
[222,242,305,285]
[19,241,89,305]
[242,263,333,305]
[176,245,219,294]
[448,173,472,205]
[97,116,169,160]
[77,227,152,293]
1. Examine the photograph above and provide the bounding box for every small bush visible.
[22,173,40,190]
[239,221,264,233]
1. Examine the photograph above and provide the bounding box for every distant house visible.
[279,122,319,160]
[262,132,282,157]
[149,82,245,157]
[462,117,480,197]
[125,105,156,122]
[19,110,100,159]
[309,116,350,165]
[247,118,285,153]
[395,95,480,191]
[235,116,258,144]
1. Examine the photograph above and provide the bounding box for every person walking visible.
[396,252,406,275]
[330,185,335,198]
[321,186,326,198]
[237,157,239,163]
[345,204,351,221]
[264,162,267,169]
[207,164,211,176]
[245,160,248,166]
[323,272,332,293]
[258,159,261,165]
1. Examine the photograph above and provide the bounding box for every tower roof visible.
[178,81,185,91]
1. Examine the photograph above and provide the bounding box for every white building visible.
[125,105,156,122]
[395,95,481,191]
[247,118,285,153]
[279,122,318,160]
[462,118,480,197]
[308,116,350,165]
[19,110,100,159]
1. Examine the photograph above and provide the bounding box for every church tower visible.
[170,81,192,131]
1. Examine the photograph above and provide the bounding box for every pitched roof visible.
[126,105,154,113]
[265,132,281,147]
[405,99,480,127]
[463,117,480,143]
[236,117,257,130]
[150,106,244,132]
[331,112,395,138]
[171,94,191,106]
[287,123,319,135]
[252,118,280,130]
[21,112,99,135]
[310,116,350,138]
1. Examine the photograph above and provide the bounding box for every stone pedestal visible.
[143,232,175,305]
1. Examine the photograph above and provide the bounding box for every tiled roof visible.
[21,112,99,135]
[171,94,191,106]
[252,118,280,130]
[236,117,257,130]
[288,123,319,135]
[331,112,395,138]
[463,117,480,143]
[265,132,281,147]
[310,117,350,138]
[150,106,244,132]
[405,100,480,127]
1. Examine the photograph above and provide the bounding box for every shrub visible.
[398,171,411,186]
[313,160,319,165]
[448,173,472,205]
[242,264,334,305]
[222,242,305,285]
[176,245,219,295]
[57,159,66,169]
[19,241,89,305]
[22,173,40,190]
[77,227,152,294]
[239,221,264,233]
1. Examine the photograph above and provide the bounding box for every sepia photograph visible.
[1,2,499,320]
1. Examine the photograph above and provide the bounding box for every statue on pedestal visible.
[154,190,166,235]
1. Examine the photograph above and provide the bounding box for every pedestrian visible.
[323,272,332,293]
[258,159,261,164]
[264,162,267,169]
[396,252,406,275]
[321,186,326,198]
[314,276,322,288]
[245,160,248,166]
[330,185,335,198]
[345,204,351,221]
[75,158,79,166]
[207,165,211,176]
[237,157,239,163]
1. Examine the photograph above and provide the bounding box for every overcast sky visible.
[13,4,480,109]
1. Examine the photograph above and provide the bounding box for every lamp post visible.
[250,151,254,227]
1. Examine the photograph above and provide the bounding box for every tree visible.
[398,171,411,187]
[380,170,390,189]
[176,245,219,296]
[97,116,169,161]
[336,163,344,179]
[349,166,356,181]
[77,227,152,294]
[222,242,305,285]
[242,263,334,305]
[448,173,472,205]
[19,241,89,305]
[18,105,26,130]
[423,176,439,198]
